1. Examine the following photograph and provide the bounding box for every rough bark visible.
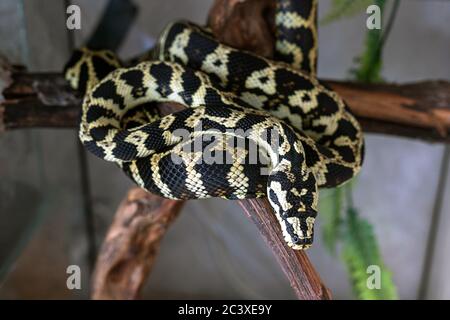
[91,188,185,300]
[239,199,332,299]
[208,0,276,58]
[327,80,450,142]
[2,71,449,142]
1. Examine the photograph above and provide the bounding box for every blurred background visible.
[0,0,449,299]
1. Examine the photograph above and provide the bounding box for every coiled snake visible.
[64,0,364,250]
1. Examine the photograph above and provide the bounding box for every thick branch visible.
[2,71,449,142]
[0,72,81,130]
[208,0,275,58]
[94,187,329,300]
[239,199,331,299]
[327,80,450,142]
[91,188,185,300]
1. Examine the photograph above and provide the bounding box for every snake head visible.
[268,165,318,250]
[282,213,316,250]
[268,186,318,249]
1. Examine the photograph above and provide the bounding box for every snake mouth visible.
[288,234,313,250]
[281,212,316,250]
[290,243,312,250]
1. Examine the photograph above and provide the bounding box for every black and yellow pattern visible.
[64,0,364,250]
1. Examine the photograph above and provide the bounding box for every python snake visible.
[64,0,364,250]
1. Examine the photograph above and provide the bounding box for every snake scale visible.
[64,0,364,250]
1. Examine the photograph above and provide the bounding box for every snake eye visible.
[292,235,299,243]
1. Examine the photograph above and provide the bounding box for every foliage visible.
[319,187,343,254]
[320,0,375,25]
[319,0,398,299]
[351,0,386,82]
[341,208,398,299]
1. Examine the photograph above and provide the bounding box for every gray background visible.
[0,0,449,299]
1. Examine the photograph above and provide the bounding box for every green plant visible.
[319,0,399,300]
[342,207,397,299]
[320,0,375,26]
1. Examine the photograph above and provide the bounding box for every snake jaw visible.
[266,154,318,250]
[268,175,317,250]
[283,214,316,250]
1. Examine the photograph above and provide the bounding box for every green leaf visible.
[320,0,399,300]
[351,0,386,83]
[350,27,383,82]
[320,0,374,26]
[341,207,398,299]
[319,187,344,254]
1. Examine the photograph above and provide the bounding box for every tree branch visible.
[2,71,449,142]
[239,199,331,299]
[327,80,450,142]
[91,188,185,300]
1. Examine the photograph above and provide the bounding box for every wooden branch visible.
[208,0,275,58]
[0,71,81,130]
[2,71,450,142]
[209,0,330,301]
[91,188,185,300]
[239,199,331,299]
[327,80,450,142]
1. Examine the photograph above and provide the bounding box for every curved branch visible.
[92,188,185,300]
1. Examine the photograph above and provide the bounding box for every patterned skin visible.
[64,0,364,250]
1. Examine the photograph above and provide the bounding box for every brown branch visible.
[208,0,330,301]
[208,0,276,58]
[0,72,81,130]
[2,71,450,142]
[211,0,328,300]
[239,199,331,299]
[93,188,330,300]
[327,80,450,142]
[91,188,185,300]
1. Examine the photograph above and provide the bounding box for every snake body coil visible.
[64,0,364,250]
